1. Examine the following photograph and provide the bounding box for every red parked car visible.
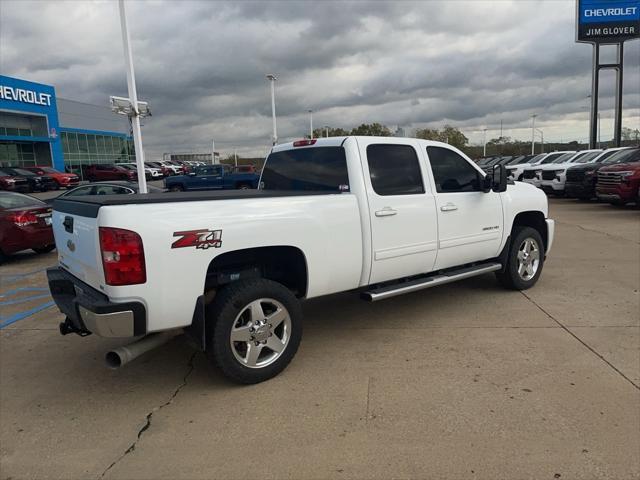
[0,171,30,192]
[24,166,80,189]
[596,147,640,206]
[0,191,55,263]
[84,164,136,182]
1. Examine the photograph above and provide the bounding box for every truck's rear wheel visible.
[495,226,544,290]
[206,279,302,384]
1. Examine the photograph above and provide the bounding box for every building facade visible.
[0,75,135,175]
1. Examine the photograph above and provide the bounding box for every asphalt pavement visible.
[0,198,638,480]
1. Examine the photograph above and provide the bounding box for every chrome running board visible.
[362,262,502,302]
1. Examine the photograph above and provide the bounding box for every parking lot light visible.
[266,74,278,146]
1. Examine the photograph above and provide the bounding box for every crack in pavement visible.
[555,220,640,245]
[520,291,639,391]
[100,352,197,479]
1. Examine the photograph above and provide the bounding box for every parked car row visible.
[0,166,80,192]
[477,146,640,205]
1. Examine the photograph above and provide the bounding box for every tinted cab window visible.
[427,147,481,193]
[366,144,424,196]
[261,147,349,192]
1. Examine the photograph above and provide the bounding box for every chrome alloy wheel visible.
[229,298,291,368]
[517,237,540,281]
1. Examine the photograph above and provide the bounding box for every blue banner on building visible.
[0,76,65,170]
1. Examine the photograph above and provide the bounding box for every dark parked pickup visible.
[565,147,633,200]
[164,164,259,191]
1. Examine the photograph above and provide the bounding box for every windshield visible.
[574,151,601,164]
[0,192,45,209]
[551,153,578,164]
[262,147,349,192]
[603,148,640,164]
[10,168,36,176]
[540,153,568,164]
[527,154,548,165]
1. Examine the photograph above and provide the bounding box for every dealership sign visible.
[0,84,52,106]
[576,0,640,43]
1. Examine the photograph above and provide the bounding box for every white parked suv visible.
[506,153,547,181]
[521,151,576,188]
[47,137,555,384]
[539,150,602,195]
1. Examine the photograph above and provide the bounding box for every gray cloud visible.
[1,0,638,156]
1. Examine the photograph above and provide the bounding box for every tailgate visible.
[52,208,103,289]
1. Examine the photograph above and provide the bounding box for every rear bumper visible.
[1,225,53,254]
[47,267,146,338]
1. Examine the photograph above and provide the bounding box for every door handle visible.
[375,207,397,217]
[440,203,458,212]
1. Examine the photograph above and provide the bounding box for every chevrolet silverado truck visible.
[165,164,259,191]
[47,137,555,384]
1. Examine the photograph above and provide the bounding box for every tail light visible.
[293,139,317,147]
[99,227,146,286]
[10,211,39,226]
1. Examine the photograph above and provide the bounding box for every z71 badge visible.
[172,229,222,250]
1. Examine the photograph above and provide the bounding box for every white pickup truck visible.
[47,137,554,383]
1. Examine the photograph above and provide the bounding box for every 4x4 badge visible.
[172,229,222,250]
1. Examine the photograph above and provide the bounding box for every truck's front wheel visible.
[495,226,545,290]
[206,279,302,384]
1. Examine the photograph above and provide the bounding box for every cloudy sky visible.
[1,0,639,157]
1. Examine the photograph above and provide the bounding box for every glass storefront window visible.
[77,134,89,154]
[87,134,97,154]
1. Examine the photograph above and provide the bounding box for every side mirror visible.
[492,164,507,192]
[481,173,492,193]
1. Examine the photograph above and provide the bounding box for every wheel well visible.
[512,211,547,250]
[205,246,308,298]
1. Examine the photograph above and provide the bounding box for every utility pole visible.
[211,139,216,165]
[325,126,329,138]
[308,110,313,139]
[500,119,503,139]
[234,147,238,167]
[266,74,278,145]
[483,128,488,156]
[530,114,537,155]
[118,0,147,193]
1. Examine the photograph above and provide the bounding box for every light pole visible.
[234,147,238,167]
[211,139,216,165]
[530,114,537,155]
[117,0,148,193]
[266,74,277,146]
[325,126,329,138]
[483,128,488,156]
[308,110,313,139]
[535,128,544,153]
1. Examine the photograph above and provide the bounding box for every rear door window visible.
[366,144,424,196]
[261,147,349,192]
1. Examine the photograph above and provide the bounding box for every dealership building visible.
[0,75,135,174]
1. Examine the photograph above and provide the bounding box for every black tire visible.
[33,245,55,254]
[206,278,302,384]
[495,226,545,290]
[236,183,251,190]
[169,184,184,192]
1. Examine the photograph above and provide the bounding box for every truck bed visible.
[53,190,340,217]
